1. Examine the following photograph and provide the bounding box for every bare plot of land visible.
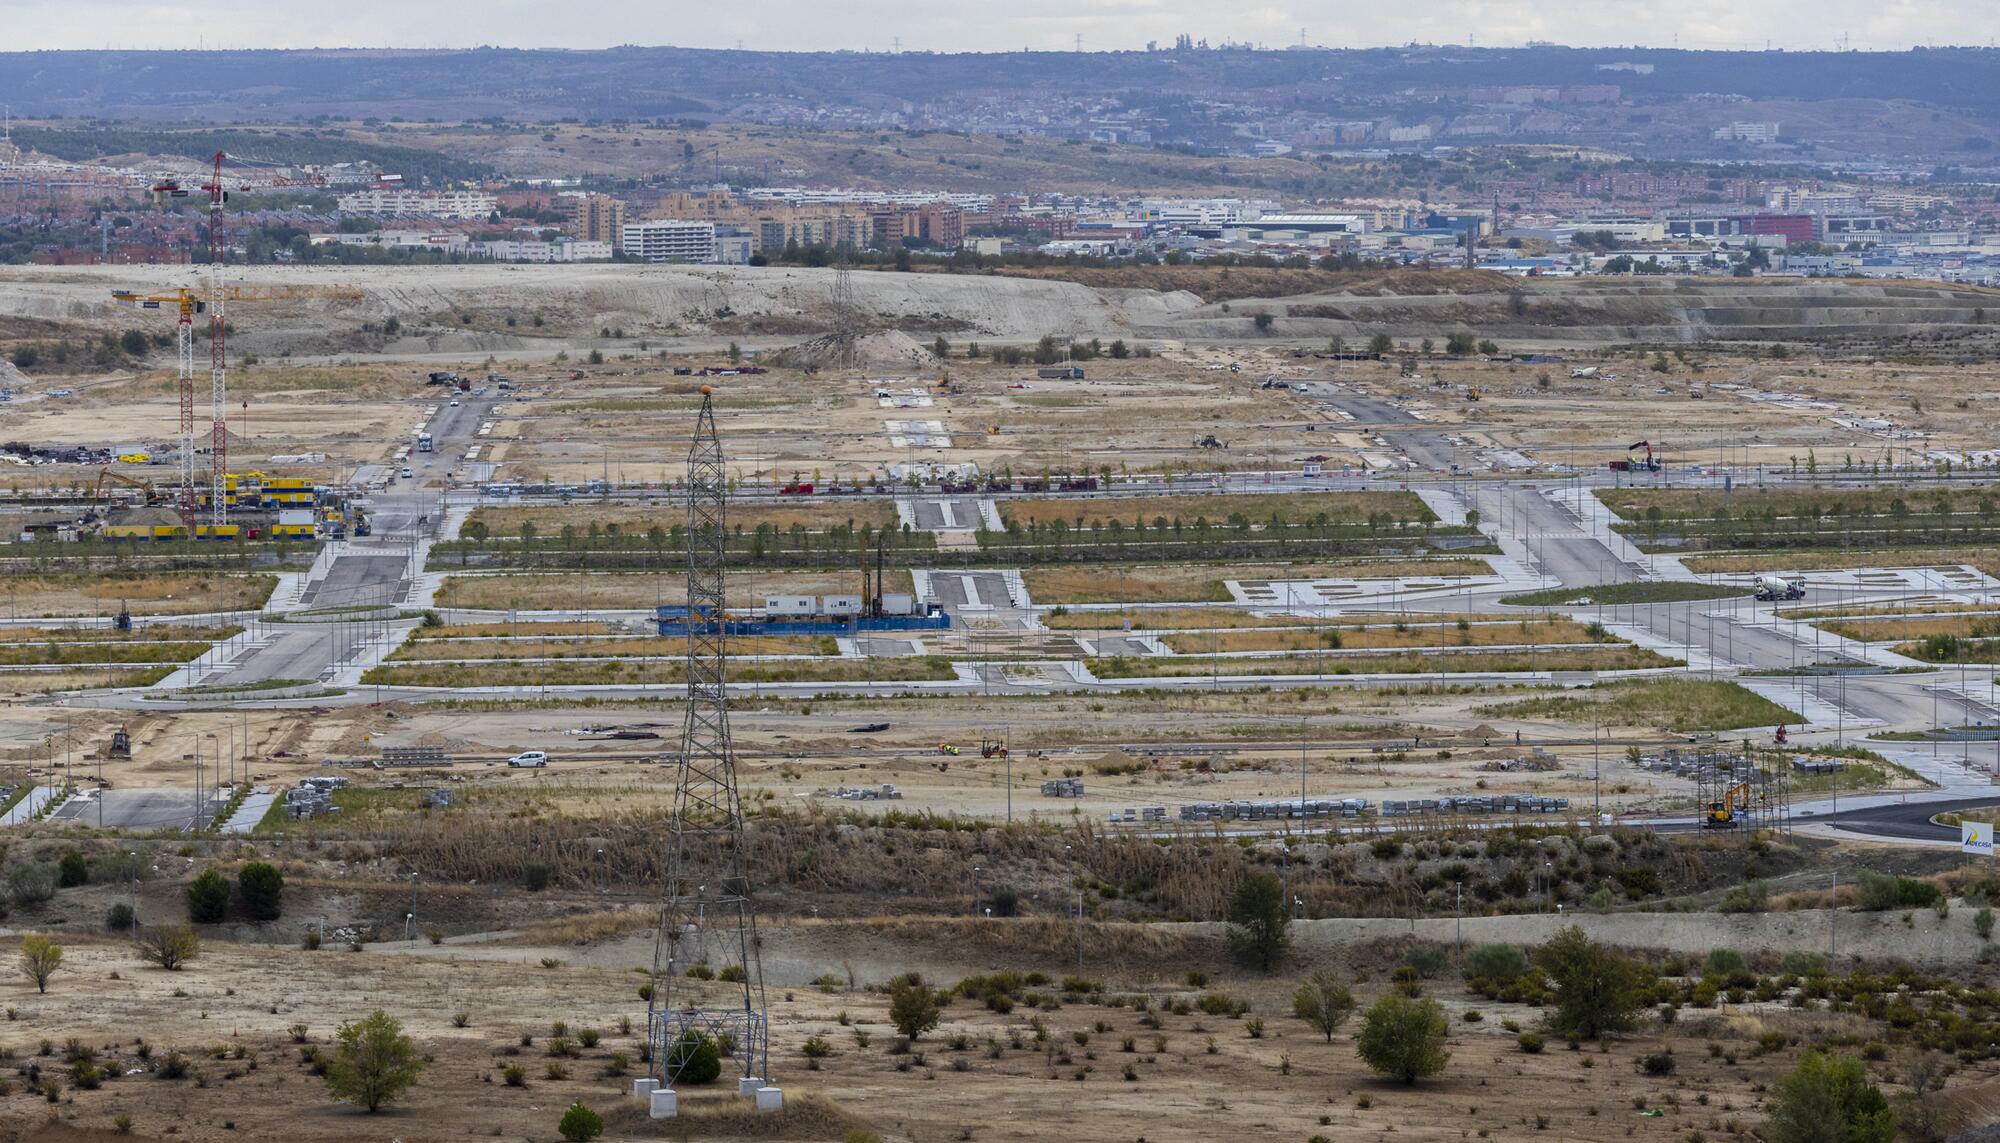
[1162,618,1617,654]
[463,498,898,538]
[434,569,912,611]
[1025,558,1492,604]
[0,572,276,617]
[1088,645,1674,678]
[999,489,1431,528]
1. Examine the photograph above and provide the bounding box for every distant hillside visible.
[4,45,2000,132]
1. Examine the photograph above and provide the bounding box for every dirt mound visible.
[773,329,942,373]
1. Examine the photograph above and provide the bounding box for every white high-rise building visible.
[621,220,717,263]
[334,189,498,218]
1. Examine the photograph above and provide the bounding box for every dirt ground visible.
[0,914,1988,1143]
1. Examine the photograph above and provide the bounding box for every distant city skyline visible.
[4,0,2000,54]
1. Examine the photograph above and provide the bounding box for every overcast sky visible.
[4,0,1998,53]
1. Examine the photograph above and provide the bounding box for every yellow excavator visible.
[1705,782,1752,828]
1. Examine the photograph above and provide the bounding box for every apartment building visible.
[870,203,963,248]
[569,194,628,252]
[621,219,716,263]
[334,189,499,219]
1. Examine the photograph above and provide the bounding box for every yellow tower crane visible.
[112,283,363,531]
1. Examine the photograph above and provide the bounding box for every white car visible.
[450,398,461,407]
[399,466,413,478]
[507,750,548,768]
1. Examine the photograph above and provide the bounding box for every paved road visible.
[183,393,497,687]
[907,498,983,530]
[47,788,226,831]
[1301,386,1459,470]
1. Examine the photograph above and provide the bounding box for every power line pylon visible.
[830,248,858,373]
[646,385,778,1116]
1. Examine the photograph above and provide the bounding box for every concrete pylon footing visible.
[737,1076,764,1097]
[648,1087,678,1119]
[755,1085,785,1113]
[632,1078,658,1099]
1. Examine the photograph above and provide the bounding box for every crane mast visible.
[202,151,228,527]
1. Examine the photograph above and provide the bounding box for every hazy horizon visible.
[3,0,1997,55]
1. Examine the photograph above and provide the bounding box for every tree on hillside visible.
[1356,993,1450,1083]
[325,1009,425,1112]
[1226,870,1290,971]
[186,870,229,923]
[238,863,283,922]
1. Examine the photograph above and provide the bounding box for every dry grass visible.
[0,623,237,643]
[999,490,1429,528]
[1598,484,1999,521]
[1088,645,1673,679]
[362,655,954,688]
[409,620,616,639]
[0,666,175,693]
[1024,558,1491,604]
[600,1090,875,1141]
[435,569,912,610]
[1685,548,2000,576]
[1819,614,2000,642]
[1041,607,1320,630]
[465,499,897,538]
[0,572,276,616]
[392,634,830,660]
[1476,678,1801,731]
[1162,618,1613,654]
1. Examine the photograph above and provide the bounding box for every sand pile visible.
[773,329,942,372]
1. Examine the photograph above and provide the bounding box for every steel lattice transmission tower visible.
[648,386,773,1096]
[829,248,859,373]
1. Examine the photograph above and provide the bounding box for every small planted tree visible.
[19,933,63,993]
[889,977,942,1042]
[135,925,199,971]
[1291,971,1355,1043]
[1356,993,1449,1084]
[558,1101,604,1142]
[1226,871,1290,971]
[325,1009,424,1112]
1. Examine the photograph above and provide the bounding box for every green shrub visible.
[522,863,552,892]
[1854,871,1939,911]
[1402,945,1449,979]
[1355,993,1449,1084]
[665,1030,721,1085]
[1517,1032,1545,1053]
[1703,949,1746,976]
[57,852,88,888]
[1465,943,1529,985]
[558,1101,603,1142]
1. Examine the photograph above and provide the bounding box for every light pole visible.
[126,851,138,937]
